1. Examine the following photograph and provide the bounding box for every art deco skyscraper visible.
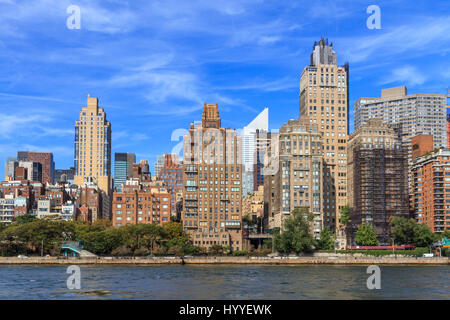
[182,103,243,251]
[74,95,112,194]
[299,38,349,234]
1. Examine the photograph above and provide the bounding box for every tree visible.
[355,223,378,246]
[14,214,37,225]
[317,227,335,250]
[390,217,416,245]
[441,230,450,239]
[274,207,315,254]
[413,223,435,248]
[339,206,351,226]
[209,244,224,255]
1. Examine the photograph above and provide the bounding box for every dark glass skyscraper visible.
[114,153,136,192]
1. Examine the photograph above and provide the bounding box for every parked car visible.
[423,253,434,258]
[17,255,28,259]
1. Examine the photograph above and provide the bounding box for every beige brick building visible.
[299,38,349,234]
[182,103,243,251]
[74,95,112,196]
[264,118,324,238]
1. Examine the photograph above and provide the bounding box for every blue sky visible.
[1,0,450,179]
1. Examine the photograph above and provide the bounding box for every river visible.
[0,265,448,299]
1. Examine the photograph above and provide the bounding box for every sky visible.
[0,0,450,180]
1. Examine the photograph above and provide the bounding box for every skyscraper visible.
[299,37,349,233]
[182,103,243,251]
[354,86,447,163]
[114,153,136,192]
[241,108,268,197]
[74,95,112,195]
[253,129,272,191]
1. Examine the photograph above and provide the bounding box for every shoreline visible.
[1,256,449,265]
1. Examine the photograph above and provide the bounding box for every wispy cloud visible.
[380,66,427,86]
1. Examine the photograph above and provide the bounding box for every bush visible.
[111,245,132,256]
[322,247,431,257]
[133,247,150,256]
[168,245,184,256]
[232,250,248,256]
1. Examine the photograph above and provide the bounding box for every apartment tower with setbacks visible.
[299,38,349,244]
[182,103,243,251]
[74,95,112,196]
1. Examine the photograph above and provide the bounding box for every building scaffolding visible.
[352,147,409,244]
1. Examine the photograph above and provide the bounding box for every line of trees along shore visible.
[0,209,448,257]
[0,216,200,257]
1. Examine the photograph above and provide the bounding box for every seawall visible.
[1,256,449,265]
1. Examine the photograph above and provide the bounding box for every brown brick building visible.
[17,151,55,184]
[112,179,171,227]
[182,103,243,251]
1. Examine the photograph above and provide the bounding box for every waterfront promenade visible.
[1,255,449,265]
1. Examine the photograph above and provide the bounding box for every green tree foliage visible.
[390,217,436,247]
[317,227,335,250]
[413,223,435,248]
[440,230,450,239]
[355,223,379,246]
[14,214,37,225]
[390,217,416,244]
[273,207,315,254]
[209,244,224,255]
[339,205,351,226]
[0,218,196,257]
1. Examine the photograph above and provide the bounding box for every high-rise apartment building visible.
[354,86,447,162]
[17,151,54,184]
[114,153,136,192]
[410,140,450,233]
[182,103,243,251]
[264,118,324,238]
[74,95,112,195]
[347,119,409,244]
[299,37,349,232]
[158,154,183,216]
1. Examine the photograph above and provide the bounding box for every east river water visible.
[0,265,448,299]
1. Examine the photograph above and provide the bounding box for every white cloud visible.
[380,66,427,86]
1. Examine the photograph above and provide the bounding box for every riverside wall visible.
[0,255,449,265]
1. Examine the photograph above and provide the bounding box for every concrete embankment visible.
[0,256,449,265]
